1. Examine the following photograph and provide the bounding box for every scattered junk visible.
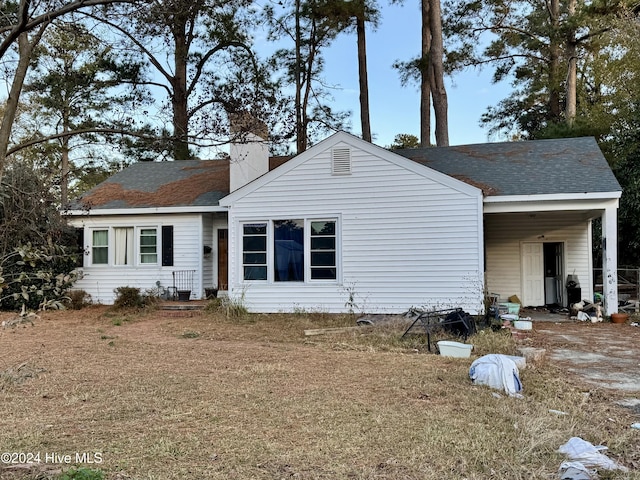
[401,307,476,352]
[513,319,532,330]
[487,293,533,329]
[437,340,473,358]
[557,437,628,479]
[573,300,603,323]
[558,462,595,480]
[469,354,523,397]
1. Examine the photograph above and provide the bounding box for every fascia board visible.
[484,191,621,203]
[484,195,620,213]
[63,205,227,216]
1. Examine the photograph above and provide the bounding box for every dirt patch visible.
[1,307,639,479]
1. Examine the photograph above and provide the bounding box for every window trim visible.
[139,227,158,265]
[239,217,340,284]
[88,225,166,267]
[91,229,109,265]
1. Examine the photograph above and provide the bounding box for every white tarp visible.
[469,354,523,397]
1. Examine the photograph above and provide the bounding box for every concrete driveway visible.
[526,318,640,393]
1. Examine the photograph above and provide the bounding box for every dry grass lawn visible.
[0,304,638,480]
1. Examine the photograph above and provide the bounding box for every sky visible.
[309,1,509,148]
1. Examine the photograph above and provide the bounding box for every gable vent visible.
[331,147,352,175]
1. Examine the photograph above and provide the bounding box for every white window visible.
[241,219,338,282]
[89,226,162,266]
[92,230,108,265]
[140,228,158,264]
[310,221,336,280]
[242,223,267,280]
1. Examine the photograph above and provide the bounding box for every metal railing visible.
[593,267,639,311]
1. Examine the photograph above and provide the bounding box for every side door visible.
[521,242,545,307]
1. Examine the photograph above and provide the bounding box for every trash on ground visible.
[558,461,596,480]
[469,354,523,397]
[437,340,473,358]
[631,422,640,429]
[558,437,628,472]
[549,409,568,416]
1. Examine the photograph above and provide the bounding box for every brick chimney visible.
[229,112,269,192]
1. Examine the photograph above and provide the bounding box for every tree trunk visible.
[0,31,39,183]
[356,9,372,142]
[295,0,305,153]
[172,25,190,160]
[428,0,448,146]
[60,126,70,208]
[420,0,432,147]
[548,0,562,122]
[565,0,577,126]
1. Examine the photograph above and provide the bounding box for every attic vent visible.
[331,147,352,175]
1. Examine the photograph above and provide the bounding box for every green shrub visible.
[113,286,145,309]
[58,467,104,480]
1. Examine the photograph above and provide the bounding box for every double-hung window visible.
[241,219,337,282]
[243,223,267,280]
[310,221,336,280]
[92,230,108,265]
[140,228,158,264]
[90,226,162,266]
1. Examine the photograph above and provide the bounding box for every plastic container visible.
[499,302,521,314]
[437,341,473,358]
[513,320,532,330]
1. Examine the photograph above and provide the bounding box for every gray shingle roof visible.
[71,136,621,211]
[72,159,230,209]
[394,137,621,196]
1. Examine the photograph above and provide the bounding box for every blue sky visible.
[315,1,509,147]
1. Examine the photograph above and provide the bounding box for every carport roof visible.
[394,136,621,196]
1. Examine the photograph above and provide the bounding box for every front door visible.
[522,242,545,307]
[217,229,228,290]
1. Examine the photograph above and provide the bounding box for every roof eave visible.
[64,205,228,216]
[483,192,621,214]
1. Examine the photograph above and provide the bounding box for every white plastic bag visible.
[469,354,523,397]
[558,437,628,472]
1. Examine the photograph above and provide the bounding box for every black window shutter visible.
[162,226,174,266]
[75,228,85,267]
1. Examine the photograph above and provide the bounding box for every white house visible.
[65,131,622,314]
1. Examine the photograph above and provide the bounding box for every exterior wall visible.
[485,212,592,306]
[225,141,484,314]
[68,213,205,304]
[202,214,214,295]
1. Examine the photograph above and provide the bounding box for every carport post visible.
[601,203,619,316]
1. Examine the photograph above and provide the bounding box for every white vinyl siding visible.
[69,213,205,304]
[485,212,592,306]
[226,141,484,313]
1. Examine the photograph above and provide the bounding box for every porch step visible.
[160,304,206,311]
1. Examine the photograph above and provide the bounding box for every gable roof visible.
[69,134,621,213]
[394,136,621,196]
[220,131,482,205]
